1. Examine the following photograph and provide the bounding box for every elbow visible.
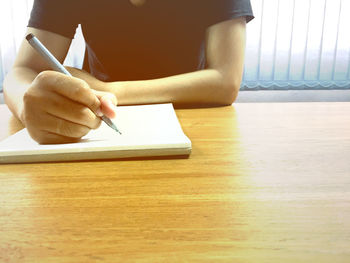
[212,67,242,106]
[217,78,240,106]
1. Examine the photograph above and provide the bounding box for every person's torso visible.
[79,0,211,81]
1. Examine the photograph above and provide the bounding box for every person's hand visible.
[93,90,118,119]
[65,67,119,113]
[22,70,117,144]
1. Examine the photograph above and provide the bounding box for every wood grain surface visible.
[0,102,349,262]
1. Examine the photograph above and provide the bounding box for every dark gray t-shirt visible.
[28,0,254,81]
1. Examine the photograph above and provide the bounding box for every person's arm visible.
[3,27,116,144]
[3,27,72,121]
[69,17,247,106]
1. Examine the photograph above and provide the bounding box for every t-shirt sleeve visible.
[27,0,79,39]
[208,0,255,26]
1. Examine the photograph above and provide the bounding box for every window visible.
[242,0,350,90]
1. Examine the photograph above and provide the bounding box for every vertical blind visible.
[243,0,350,90]
[1,0,350,91]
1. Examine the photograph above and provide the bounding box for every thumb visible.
[92,90,118,119]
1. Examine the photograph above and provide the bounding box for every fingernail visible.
[96,108,103,117]
[107,100,117,112]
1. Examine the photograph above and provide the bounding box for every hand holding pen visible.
[22,33,121,144]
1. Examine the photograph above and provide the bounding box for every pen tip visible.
[110,123,121,135]
[115,128,122,135]
[101,115,121,134]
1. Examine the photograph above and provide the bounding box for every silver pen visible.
[25,33,121,134]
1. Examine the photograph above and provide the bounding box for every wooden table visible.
[0,102,349,262]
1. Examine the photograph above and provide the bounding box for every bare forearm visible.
[3,67,38,122]
[111,69,238,106]
[68,67,239,107]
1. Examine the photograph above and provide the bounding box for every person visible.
[3,0,254,144]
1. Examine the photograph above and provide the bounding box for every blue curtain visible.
[241,0,350,90]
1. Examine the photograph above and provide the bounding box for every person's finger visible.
[42,91,101,129]
[27,112,91,140]
[47,115,90,138]
[100,95,117,118]
[93,90,118,119]
[34,131,81,145]
[34,70,101,114]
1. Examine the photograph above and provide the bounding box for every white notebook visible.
[0,104,191,163]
